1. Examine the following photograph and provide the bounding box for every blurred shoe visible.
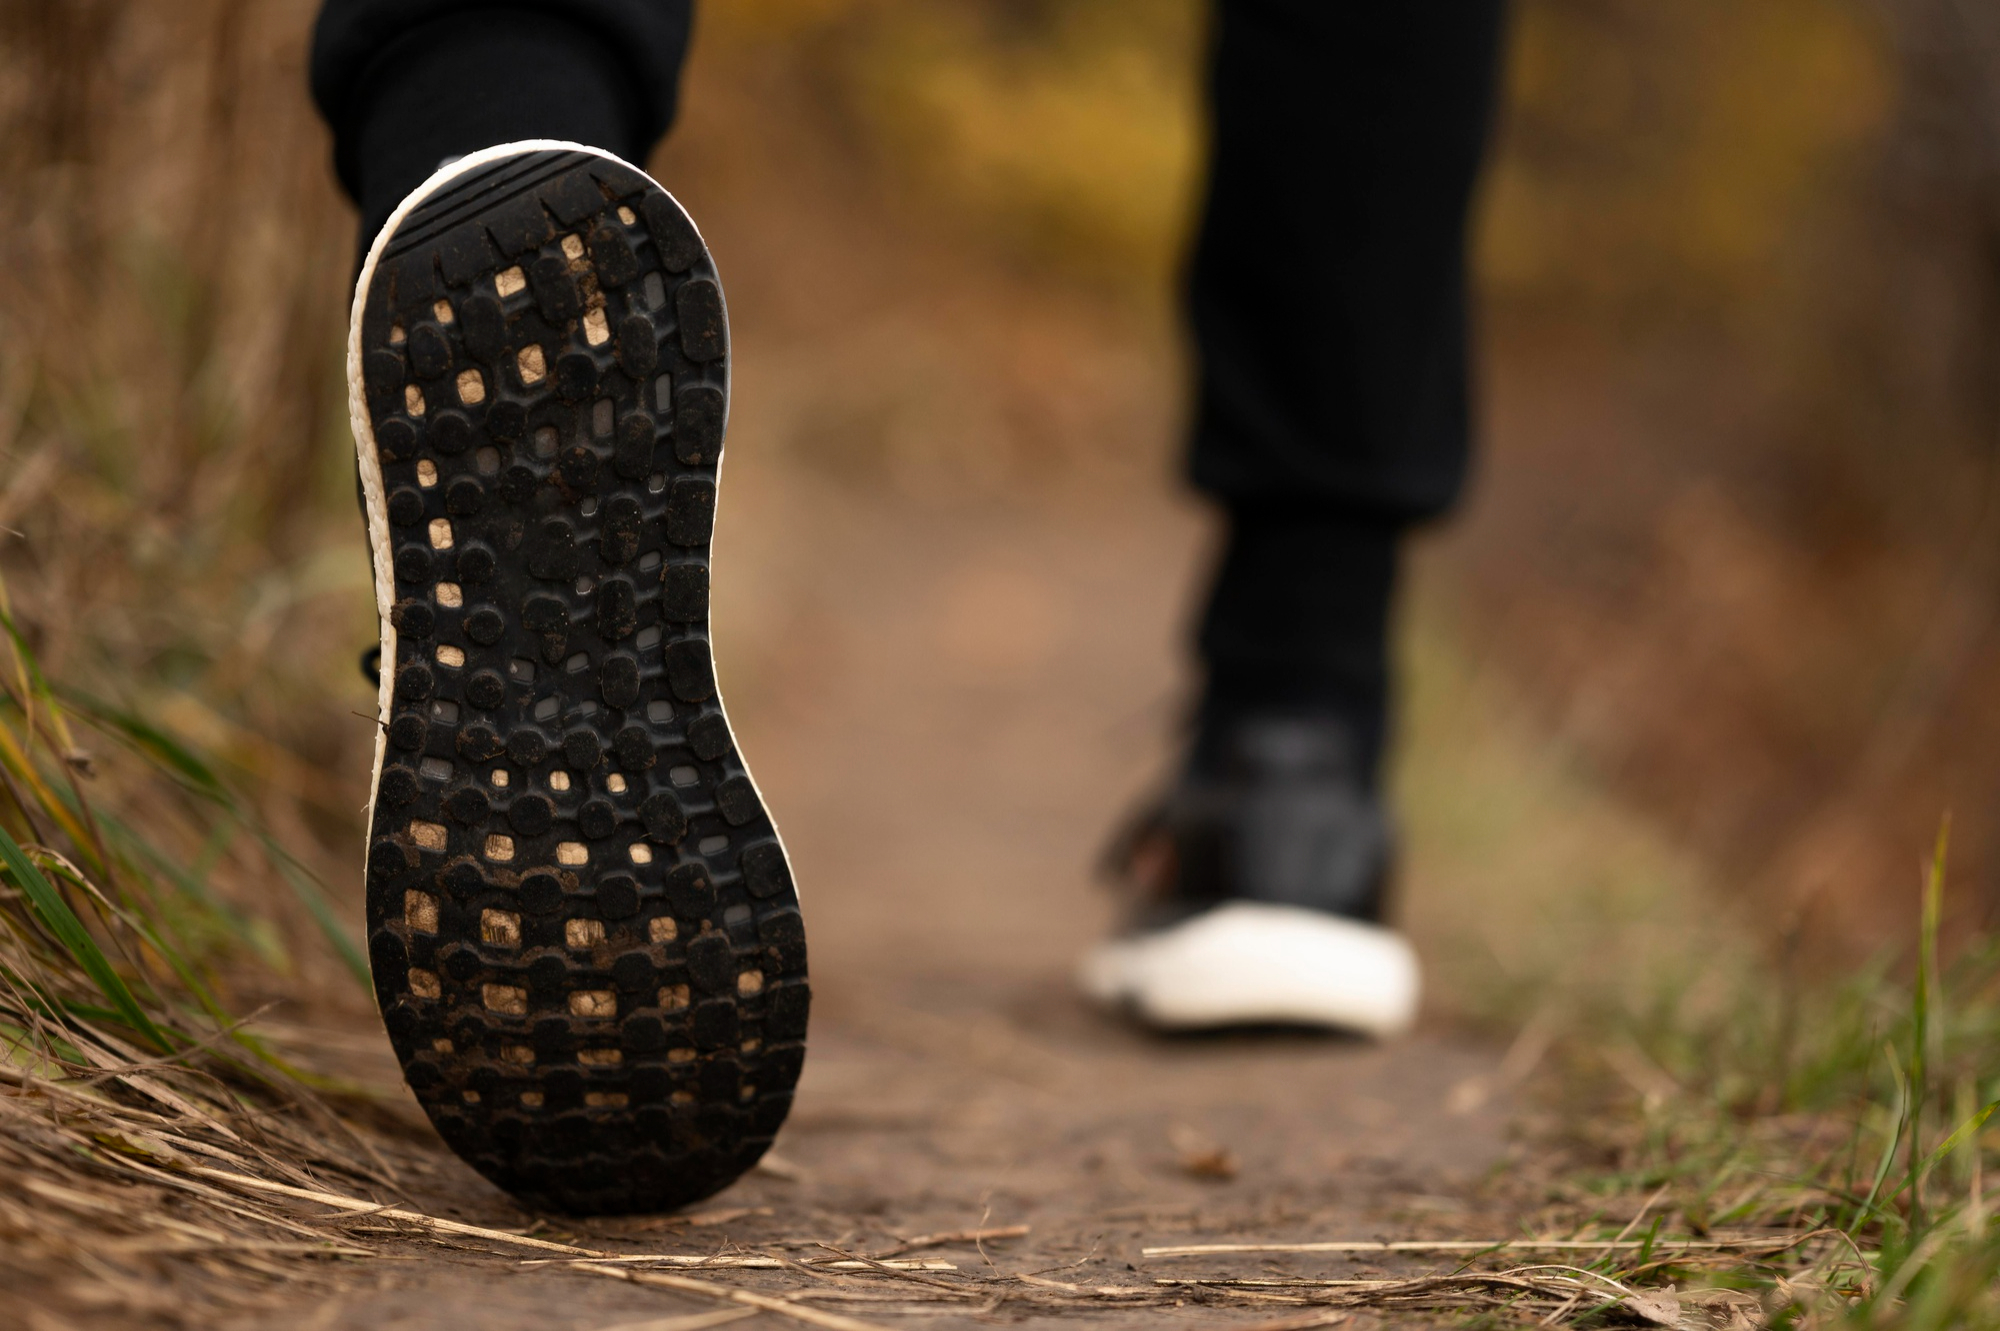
[1083,712,1418,1035]
[348,142,806,1215]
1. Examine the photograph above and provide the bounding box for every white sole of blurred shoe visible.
[1079,901,1419,1036]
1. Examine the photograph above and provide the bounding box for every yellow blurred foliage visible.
[1484,0,1890,320]
[706,0,1893,325]
[706,0,1204,295]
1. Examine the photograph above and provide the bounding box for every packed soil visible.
[245,1030,1511,1330]
[249,926,1508,1329]
[206,449,1515,1330]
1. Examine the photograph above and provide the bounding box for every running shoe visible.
[349,142,806,1214]
[1085,711,1417,1035]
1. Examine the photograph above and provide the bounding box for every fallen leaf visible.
[1168,1124,1238,1181]
[1621,1290,1682,1327]
[686,1206,775,1227]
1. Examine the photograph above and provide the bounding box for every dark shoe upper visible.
[1105,711,1391,927]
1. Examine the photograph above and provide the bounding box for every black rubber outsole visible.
[351,145,806,1216]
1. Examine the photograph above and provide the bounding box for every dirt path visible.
[276,1016,1505,1329]
[223,463,1510,1329]
[276,1028,1507,1330]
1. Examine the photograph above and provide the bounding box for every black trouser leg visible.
[1188,0,1507,784]
[312,2,696,544]
[310,1,695,247]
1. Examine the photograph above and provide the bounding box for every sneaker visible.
[1082,712,1418,1035]
[349,142,806,1214]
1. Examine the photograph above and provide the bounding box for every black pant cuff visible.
[340,10,653,248]
[1194,503,1404,784]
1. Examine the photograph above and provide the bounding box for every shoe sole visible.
[347,142,807,1215]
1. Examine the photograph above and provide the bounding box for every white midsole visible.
[1078,901,1421,1036]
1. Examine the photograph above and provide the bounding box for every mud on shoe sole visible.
[348,142,807,1216]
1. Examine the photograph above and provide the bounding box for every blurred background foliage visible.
[710,0,1205,299]
[1,0,1998,989]
[703,0,2000,960]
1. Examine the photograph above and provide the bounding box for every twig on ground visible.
[183,1168,605,1256]
[1609,1184,1672,1243]
[867,1223,1029,1258]
[806,1245,989,1296]
[575,1262,899,1331]
[584,1310,760,1331]
[1214,1312,1351,1331]
[538,1255,958,1272]
[1142,1235,1810,1257]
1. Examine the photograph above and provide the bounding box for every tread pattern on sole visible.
[355,148,807,1216]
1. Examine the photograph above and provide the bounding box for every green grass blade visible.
[59,689,227,797]
[1855,1041,1907,1231]
[249,825,368,988]
[1907,816,1947,1227]
[60,687,366,989]
[0,820,170,1051]
[1903,1099,1999,1204]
